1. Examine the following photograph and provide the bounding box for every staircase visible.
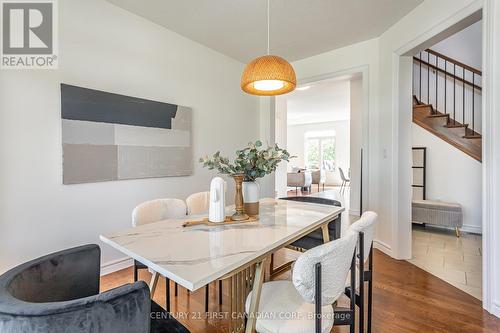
[413,49,482,162]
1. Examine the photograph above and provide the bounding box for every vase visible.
[243,181,260,216]
[231,174,249,221]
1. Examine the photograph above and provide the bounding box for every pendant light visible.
[241,0,296,96]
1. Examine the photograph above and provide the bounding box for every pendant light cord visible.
[267,0,270,55]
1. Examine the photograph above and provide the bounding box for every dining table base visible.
[222,258,266,333]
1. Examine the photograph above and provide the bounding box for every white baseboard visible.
[373,239,392,257]
[461,224,482,234]
[100,257,133,276]
[491,301,500,318]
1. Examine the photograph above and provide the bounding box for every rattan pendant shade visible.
[240,0,296,96]
[241,55,296,96]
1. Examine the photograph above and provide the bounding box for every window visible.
[304,131,336,170]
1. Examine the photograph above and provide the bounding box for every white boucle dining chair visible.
[132,198,187,227]
[131,198,187,313]
[185,191,210,215]
[245,231,358,333]
[344,211,378,333]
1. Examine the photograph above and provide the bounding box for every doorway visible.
[393,8,490,304]
[274,70,368,233]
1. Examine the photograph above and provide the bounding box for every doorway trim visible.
[391,0,498,314]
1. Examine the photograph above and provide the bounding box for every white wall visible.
[274,96,288,198]
[0,0,259,273]
[433,20,482,69]
[412,125,482,233]
[413,20,482,134]
[287,120,350,186]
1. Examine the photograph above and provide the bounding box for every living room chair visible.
[287,170,313,194]
[339,167,350,194]
[311,168,326,191]
[0,244,190,333]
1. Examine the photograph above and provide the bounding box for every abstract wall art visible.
[61,84,192,184]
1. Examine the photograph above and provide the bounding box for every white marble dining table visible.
[100,199,344,333]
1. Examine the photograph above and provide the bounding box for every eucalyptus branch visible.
[199,140,294,181]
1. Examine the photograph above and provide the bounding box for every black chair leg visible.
[359,232,365,333]
[205,285,209,312]
[166,278,171,313]
[314,263,322,333]
[219,280,223,305]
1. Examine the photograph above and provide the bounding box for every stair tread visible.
[414,104,432,109]
[445,123,468,128]
[463,134,482,139]
[427,114,449,118]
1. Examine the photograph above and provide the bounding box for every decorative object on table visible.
[242,181,260,216]
[60,84,192,184]
[240,0,296,96]
[231,174,249,221]
[182,215,259,228]
[209,177,226,223]
[200,140,292,218]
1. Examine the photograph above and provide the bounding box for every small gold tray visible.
[182,216,259,227]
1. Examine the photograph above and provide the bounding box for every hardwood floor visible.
[100,249,500,333]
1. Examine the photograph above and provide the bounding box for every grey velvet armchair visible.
[0,244,189,333]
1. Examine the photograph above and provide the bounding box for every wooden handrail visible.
[426,48,482,75]
[414,47,482,139]
[413,57,482,91]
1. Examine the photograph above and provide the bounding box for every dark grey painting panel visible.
[61,84,178,129]
[63,144,118,184]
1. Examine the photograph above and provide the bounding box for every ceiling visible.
[107,0,423,63]
[286,77,352,126]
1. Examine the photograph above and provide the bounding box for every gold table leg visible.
[321,224,330,243]
[245,259,266,333]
